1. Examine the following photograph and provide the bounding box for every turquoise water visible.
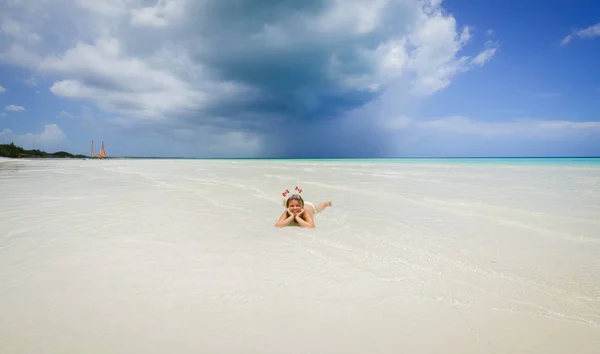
[115,157,600,166]
[292,157,600,166]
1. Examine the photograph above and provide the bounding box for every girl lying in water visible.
[274,187,332,228]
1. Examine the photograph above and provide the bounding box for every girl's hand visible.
[286,208,293,217]
[295,209,304,218]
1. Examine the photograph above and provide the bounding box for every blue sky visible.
[0,0,599,158]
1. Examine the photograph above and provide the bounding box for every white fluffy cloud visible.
[471,40,498,66]
[0,124,66,148]
[58,110,77,119]
[5,105,25,112]
[561,22,600,45]
[0,85,5,93]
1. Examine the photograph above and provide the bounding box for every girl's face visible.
[287,199,303,214]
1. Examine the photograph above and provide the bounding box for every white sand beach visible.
[1,158,599,354]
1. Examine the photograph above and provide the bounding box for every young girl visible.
[274,190,332,228]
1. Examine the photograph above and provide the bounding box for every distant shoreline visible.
[0,143,87,159]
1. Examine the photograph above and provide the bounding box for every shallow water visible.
[1,158,599,353]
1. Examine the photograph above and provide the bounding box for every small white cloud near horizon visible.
[411,116,600,138]
[58,110,78,119]
[5,105,25,112]
[0,124,66,149]
[561,23,600,45]
[0,85,5,93]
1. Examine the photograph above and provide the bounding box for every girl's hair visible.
[285,194,304,207]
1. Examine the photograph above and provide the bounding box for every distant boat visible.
[90,140,107,159]
[99,141,107,159]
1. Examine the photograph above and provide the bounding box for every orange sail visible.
[99,141,107,158]
[90,140,107,158]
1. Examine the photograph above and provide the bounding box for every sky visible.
[0,0,599,158]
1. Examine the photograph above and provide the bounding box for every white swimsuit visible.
[304,202,318,214]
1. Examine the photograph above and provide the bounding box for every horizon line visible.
[100,156,600,159]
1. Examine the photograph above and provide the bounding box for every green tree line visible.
[0,142,87,158]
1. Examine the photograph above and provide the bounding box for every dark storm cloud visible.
[197,87,380,125]
[187,41,380,123]
[144,0,422,124]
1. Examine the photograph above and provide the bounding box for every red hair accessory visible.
[282,186,302,197]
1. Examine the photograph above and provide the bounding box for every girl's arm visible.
[275,210,295,228]
[295,210,315,228]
